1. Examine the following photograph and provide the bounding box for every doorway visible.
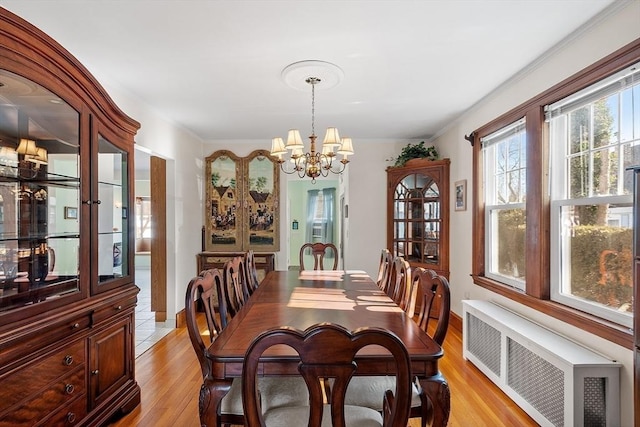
[133,148,171,357]
[287,178,339,270]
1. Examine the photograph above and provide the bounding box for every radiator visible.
[462,300,621,427]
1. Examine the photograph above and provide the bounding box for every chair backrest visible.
[389,257,411,310]
[245,250,260,294]
[242,323,413,427]
[376,249,393,292]
[299,242,339,271]
[185,268,228,378]
[223,256,249,317]
[413,268,451,345]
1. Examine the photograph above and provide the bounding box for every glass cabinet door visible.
[96,135,128,286]
[393,172,441,266]
[0,69,81,312]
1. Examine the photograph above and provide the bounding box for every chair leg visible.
[419,392,431,427]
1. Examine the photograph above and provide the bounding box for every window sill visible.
[471,275,633,349]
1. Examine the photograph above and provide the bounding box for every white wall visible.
[432,2,640,424]
[101,84,203,322]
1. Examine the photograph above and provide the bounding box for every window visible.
[547,65,640,327]
[472,40,640,346]
[306,188,336,243]
[482,119,527,290]
[135,196,151,253]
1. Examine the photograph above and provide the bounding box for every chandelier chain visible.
[310,77,316,136]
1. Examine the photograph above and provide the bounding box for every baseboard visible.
[175,308,186,328]
[450,310,462,334]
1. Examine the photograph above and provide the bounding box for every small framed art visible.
[454,180,467,211]
[64,206,78,219]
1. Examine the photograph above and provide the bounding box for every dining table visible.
[200,269,450,426]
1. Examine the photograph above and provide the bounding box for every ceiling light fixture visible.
[270,71,354,183]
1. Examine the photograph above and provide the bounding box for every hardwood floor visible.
[109,316,537,427]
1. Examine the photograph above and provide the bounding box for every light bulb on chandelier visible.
[270,76,354,183]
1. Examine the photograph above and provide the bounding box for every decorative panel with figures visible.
[204,149,279,252]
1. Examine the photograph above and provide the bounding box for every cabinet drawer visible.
[38,394,87,427]
[1,314,90,368]
[91,294,137,325]
[0,367,85,427]
[0,339,85,410]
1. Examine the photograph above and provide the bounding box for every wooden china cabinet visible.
[0,8,140,426]
[386,158,450,279]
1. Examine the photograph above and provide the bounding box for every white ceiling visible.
[1,0,617,143]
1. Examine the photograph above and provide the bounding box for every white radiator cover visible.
[462,300,621,427]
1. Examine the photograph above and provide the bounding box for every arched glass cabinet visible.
[387,158,450,279]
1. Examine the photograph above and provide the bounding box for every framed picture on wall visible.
[454,180,467,211]
[64,206,78,219]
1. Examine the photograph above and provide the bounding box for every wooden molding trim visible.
[449,310,462,335]
[175,308,186,329]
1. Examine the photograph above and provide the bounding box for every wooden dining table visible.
[201,269,450,426]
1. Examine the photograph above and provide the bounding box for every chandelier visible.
[270,76,354,182]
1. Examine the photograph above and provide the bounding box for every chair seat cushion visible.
[264,403,383,427]
[221,376,309,415]
[260,376,310,412]
[344,376,422,412]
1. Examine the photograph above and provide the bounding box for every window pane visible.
[557,204,633,318]
[569,153,588,198]
[569,106,590,154]
[488,207,526,287]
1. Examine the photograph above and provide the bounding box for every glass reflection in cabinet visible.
[0,69,80,311]
[392,172,441,265]
[97,135,128,283]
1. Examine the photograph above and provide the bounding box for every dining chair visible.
[245,249,260,294]
[242,323,413,427]
[414,268,451,346]
[186,269,310,427]
[344,267,452,427]
[389,256,411,310]
[185,269,244,426]
[376,249,393,293]
[299,242,339,271]
[223,255,249,316]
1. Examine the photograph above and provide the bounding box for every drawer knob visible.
[71,322,80,329]
[63,355,73,366]
[92,369,99,375]
[65,384,75,394]
[66,412,76,423]
[115,305,122,310]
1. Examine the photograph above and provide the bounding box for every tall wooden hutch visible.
[0,8,140,426]
[387,158,450,279]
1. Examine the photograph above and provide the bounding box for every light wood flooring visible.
[109,316,538,427]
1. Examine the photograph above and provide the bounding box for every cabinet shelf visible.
[0,232,80,242]
[0,169,79,186]
[98,180,123,187]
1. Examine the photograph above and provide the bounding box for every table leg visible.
[418,371,450,426]
[199,378,232,427]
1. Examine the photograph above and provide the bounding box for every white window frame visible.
[482,118,527,291]
[547,63,640,328]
